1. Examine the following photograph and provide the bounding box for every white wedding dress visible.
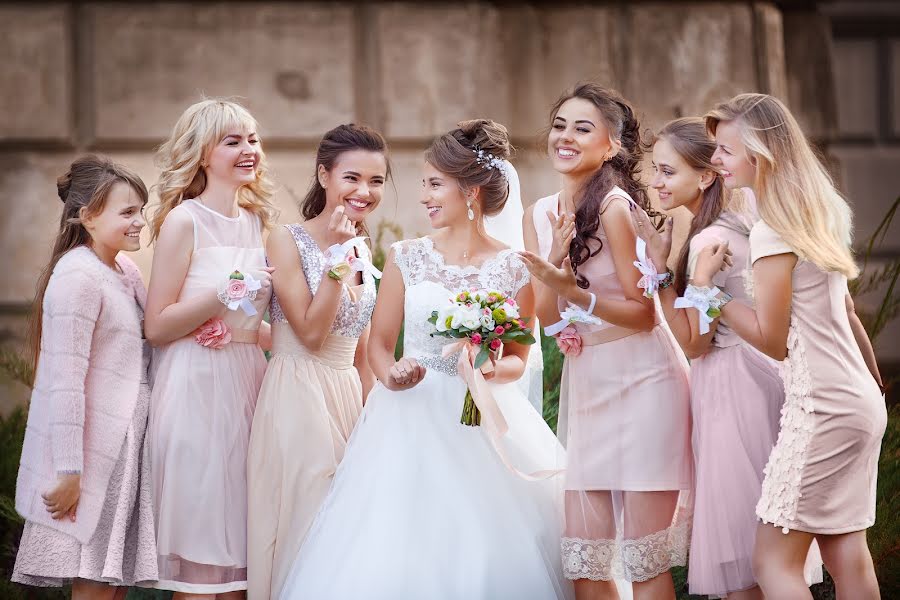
[278,237,574,600]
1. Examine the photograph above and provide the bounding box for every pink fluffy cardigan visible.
[15,246,147,544]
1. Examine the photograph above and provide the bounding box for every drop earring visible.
[466,199,475,221]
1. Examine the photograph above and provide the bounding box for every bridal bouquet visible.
[428,290,536,426]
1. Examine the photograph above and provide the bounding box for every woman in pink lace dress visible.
[522,83,691,600]
[13,156,157,598]
[145,99,276,598]
[694,93,886,600]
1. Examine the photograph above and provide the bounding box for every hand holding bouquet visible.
[428,289,536,426]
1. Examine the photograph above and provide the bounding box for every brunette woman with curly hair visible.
[522,84,691,600]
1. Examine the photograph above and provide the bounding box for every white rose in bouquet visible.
[502,299,520,319]
[435,304,459,332]
[453,304,482,330]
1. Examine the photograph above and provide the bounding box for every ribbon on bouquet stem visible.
[441,340,563,482]
[442,341,507,437]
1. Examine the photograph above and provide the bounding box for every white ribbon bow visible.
[674,285,721,335]
[325,236,382,280]
[221,273,262,316]
[634,237,666,298]
[544,304,603,337]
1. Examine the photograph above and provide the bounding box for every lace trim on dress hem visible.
[561,518,690,582]
[150,579,248,594]
[755,317,814,534]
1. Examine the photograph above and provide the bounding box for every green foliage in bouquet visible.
[428,289,536,426]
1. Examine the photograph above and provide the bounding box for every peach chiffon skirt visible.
[149,336,266,594]
[246,325,363,600]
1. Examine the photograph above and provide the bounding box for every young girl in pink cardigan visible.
[13,155,158,599]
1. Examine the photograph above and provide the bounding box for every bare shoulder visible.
[158,204,194,239]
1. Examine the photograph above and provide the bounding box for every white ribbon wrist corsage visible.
[325,236,383,282]
[634,237,669,298]
[217,270,262,316]
[674,284,731,335]
[544,292,603,336]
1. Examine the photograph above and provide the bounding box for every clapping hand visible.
[547,211,576,267]
[692,242,734,286]
[630,205,673,269]
[518,250,578,295]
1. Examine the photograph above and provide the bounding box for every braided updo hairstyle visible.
[424,118,513,217]
[548,83,651,288]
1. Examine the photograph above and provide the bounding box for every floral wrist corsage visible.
[325,236,383,282]
[217,270,261,316]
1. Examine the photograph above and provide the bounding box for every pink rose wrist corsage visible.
[217,270,261,316]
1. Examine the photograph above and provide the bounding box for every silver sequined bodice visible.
[393,237,530,375]
[269,224,377,338]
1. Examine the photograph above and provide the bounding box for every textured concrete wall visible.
[0,2,790,303]
[6,1,896,369]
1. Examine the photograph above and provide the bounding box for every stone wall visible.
[1,1,895,383]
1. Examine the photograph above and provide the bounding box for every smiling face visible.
[204,129,261,188]
[711,119,757,190]
[650,137,709,213]
[421,161,472,229]
[547,97,616,178]
[82,181,146,254]
[318,149,387,221]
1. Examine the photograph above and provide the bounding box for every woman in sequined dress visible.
[278,119,579,600]
[246,124,388,600]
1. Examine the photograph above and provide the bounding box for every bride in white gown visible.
[278,120,590,600]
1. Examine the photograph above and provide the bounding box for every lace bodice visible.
[392,237,530,375]
[270,224,377,338]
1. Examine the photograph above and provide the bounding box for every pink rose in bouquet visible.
[194,317,232,349]
[428,289,536,426]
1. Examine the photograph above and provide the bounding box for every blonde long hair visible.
[150,98,277,240]
[705,93,858,278]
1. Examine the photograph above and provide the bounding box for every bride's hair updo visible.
[424,119,513,217]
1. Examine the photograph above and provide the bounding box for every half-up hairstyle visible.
[548,83,651,288]
[705,93,858,278]
[424,118,513,217]
[28,155,149,378]
[300,123,391,235]
[150,98,277,241]
[646,117,728,295]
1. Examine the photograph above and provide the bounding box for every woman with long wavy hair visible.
[144,98,277,599]
[521,83,691,600]
[694,93,885,600]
